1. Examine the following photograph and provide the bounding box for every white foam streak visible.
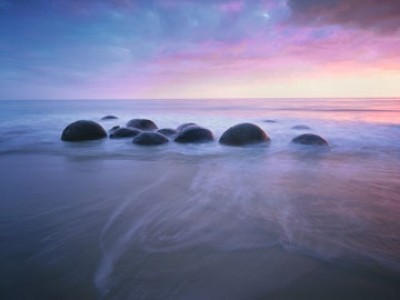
[94,171,172,298]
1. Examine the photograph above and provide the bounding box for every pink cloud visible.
[110,22,399,98]
[218,1,245,13]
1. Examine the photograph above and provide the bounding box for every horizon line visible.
[1,96,399,101]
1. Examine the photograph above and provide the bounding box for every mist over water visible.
[0,99,399,299]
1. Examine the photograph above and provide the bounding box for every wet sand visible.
[1,153,399,300]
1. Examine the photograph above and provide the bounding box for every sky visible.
[0,0,399,100]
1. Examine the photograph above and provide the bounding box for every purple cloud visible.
[288,0,400,33]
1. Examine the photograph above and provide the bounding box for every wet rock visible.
[110,127,141,139]
[176,123,197,131]
[109,125,120,132]
[157,128,177,137]
[132,132,169,146]
[264,119,277,123]
[291,133,328,146]
[101,115,118,120]
[174,126,214,144]
[61,120,107,142]
[126,119,158,131]
[291,125,311,130]
[219,123,270,146]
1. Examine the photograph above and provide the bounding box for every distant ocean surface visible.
[0,98,399,300]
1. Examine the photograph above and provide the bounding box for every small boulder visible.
[101,115,118,120]
[291,125,311,130]
[132,132,169,146]
[291,134,328,146]
[110,127,141,139]
[176,123,197,131]
[174,126,214,144]
[61,120,107,142]
[219,123,270,146]
[109,125,120,132]
[264,119,277,123]
[127,119,158,131]
[158,128,177,137]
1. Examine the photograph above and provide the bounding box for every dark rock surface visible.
[109,125,121,132]
[132,132,169,146]
[110,127,141,139]
[174,126,214,144]
[219,123,270,146]
[264,119,277,123]
[291,134,328,146]
[291,125,311,130]
[101,115,118,120]
[61,120,107,142]
[176,123,197,131]
[127,119,158,131]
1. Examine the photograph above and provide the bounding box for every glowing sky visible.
[0,0,399,99]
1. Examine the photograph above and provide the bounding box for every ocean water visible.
[0,98,399,300]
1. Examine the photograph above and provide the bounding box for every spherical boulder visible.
[291,133,328,146]
[174,126,214,144]
[132,132,169,146]
[176,123,197,131]
[127,119,158,131]
[61,120,107,142]
[219,123,270,146]
[101,115,118,120]
[157,128,177,137]
[291,125,311,130]
[110,127,141,139]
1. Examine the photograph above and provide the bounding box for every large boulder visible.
[176,123,197,131]
[157,128,177,137]
[110,127,141,139]
[174,126,214,144]
[126,119,158,131]
[101,115,118,120]
[291,133,328,146]
[61,120,107,142]
[132,132,169,146]
[219,123,270,146]
[291,125,311,130]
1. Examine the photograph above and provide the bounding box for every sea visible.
[0,98,399,300]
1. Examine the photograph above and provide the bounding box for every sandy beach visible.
[1,99,399,299]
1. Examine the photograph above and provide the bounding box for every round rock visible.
[176,123,197,131]
[61,120,107,142]
[127,119,158,131]
[157,128,177,137]
[291,125,311,130]
[174,126,214,144]
[101,115,118,120]
[110,127,141,139]
[132,132,169,146]
[291,133,328,146]
[219,123,270,146]
[109,125,120,132]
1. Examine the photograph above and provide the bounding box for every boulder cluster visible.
[61,116,329,147]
